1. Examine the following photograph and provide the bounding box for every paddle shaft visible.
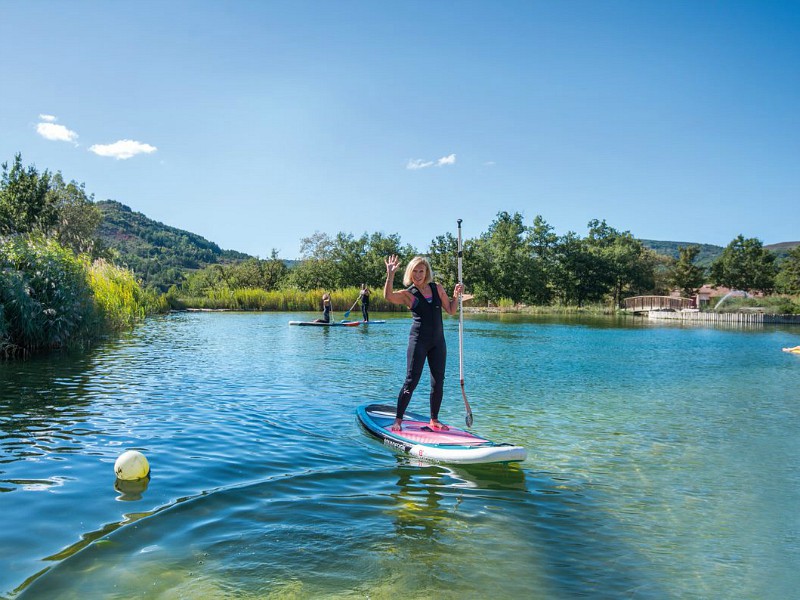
[343,296,360,318]
[457,219,473,427]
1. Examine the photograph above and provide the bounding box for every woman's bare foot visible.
[429,419,449,431]
[390,418,403,431]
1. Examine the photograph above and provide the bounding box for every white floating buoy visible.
[114,450,150,481]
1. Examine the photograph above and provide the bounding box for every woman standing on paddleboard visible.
[384,255,462,431]
[359,283,371,322]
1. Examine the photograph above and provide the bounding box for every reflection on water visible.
[114,475,150,501]
[3,312,800,598]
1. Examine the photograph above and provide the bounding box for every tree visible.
[360,232,415,288]
[0,153,57,235]
[552,231,598,306]
[710,235,777,293]
[525,215,558,305]
[49,172,103,256]
[584,219,658,306]
[775,245,800,294]
[667,245,706,299]
[427,233,458,294]
[329,232,368,288]
[472,211,531,303]
[289,231,337,290]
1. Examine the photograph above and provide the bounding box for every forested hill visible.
[97,200,250,291]
[764,241,800,260]
[640,239,798,266]
[639,240,724,266]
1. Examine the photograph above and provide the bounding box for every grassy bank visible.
[169,288,621,316]
[1,236,166,358]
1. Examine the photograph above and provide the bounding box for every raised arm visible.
[384,255,412,307]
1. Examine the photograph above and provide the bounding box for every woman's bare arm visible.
[439,282,462,315]
[384,255,412,307]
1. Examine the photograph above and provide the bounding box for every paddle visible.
[457,219,474,427]
[343,296,360,319]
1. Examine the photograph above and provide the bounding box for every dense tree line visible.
[185,210,799,306]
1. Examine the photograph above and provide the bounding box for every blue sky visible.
[1,1,798,258]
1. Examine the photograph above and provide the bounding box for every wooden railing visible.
[623,296,693,312]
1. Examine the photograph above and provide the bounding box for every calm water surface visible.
[1,312,798,599]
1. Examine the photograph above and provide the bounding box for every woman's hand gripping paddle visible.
[457,219,474,427]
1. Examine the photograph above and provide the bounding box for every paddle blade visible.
[460,379,473,427]
[343,310,350,317]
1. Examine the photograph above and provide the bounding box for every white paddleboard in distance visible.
[288,320,361,327]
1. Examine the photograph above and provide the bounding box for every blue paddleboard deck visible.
[357,403,526,464]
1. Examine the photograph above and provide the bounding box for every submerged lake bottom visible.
[1,311,799,598]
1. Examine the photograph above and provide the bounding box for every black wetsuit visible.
[321,302,331,323]
[395,283,446,421]
[360,289,370,322]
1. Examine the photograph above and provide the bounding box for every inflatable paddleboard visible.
[289,320,361,327]
[342,320,386,325]
[357,403,526,465]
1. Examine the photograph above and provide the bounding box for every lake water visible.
[1,311,798,599]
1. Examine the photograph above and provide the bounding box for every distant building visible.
[694,285,732,307]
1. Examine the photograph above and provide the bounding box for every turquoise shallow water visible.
[1,311,799,599]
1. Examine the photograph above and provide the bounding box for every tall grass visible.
[87,259,152,330]
[172,287,403,313]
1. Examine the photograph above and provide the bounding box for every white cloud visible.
[36,120,79,144]
[406,158,435,170]
[406,153,457,170]
[89,139,157,160]
[39,114,57,122]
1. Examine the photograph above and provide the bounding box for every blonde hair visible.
[403,256,433,287]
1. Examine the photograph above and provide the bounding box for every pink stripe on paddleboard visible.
[385,420,489,446]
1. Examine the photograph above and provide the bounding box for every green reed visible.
[171,287,402,313]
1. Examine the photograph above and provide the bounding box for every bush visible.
[0,234,96,353]
[1,236,162,357]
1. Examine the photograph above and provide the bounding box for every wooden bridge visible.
[623,295,693,312]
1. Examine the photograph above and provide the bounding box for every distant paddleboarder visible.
[383,255,462,432]
[359,284,371,322]
[313,293,332,323]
